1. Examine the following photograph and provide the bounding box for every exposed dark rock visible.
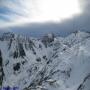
[1,32,15,41]
[13,63,20,71]
[22,61,26,65]
[77,74,90,90]
[18,43,26,58]
[13,43,26,58]
[28,40,35,50]
[5,60,9,66]
[42,33,55,47]
[0,51,2,66]
[13,51,18,58]
[43,56,47,60]
[0,50,4,86]
[39,44,42,49]
[8,39,13,50]
[36,58,41,62]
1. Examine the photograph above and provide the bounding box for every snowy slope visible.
[0,31,90,90]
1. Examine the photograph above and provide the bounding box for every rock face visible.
[0,50,4,86]
[42,33,55,47]
[0,31,90,90]
[77,74,90,90]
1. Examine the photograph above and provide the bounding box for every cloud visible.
[80,0,90,12]
[0,0,30,28]
[0,0,82,28]
[0,0,90,37]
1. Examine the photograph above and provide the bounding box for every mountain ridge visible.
[0,31,90,90]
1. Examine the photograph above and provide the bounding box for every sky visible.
[0,0,90,37]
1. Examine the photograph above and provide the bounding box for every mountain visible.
[0,31,90,90]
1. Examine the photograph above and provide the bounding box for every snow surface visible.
[0,31,90,90]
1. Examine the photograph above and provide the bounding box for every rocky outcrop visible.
[77,74,90,90]
[0,31,90,90]
[42,33,55,47]
[0,50,4,86]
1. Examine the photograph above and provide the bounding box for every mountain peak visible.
[0,31,90,90]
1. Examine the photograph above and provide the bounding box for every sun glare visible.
[0,0,82,28]
[23,0,81,23]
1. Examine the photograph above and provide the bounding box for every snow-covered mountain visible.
[0,31,90,90]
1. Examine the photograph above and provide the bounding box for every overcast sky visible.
[0,0,90,37]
